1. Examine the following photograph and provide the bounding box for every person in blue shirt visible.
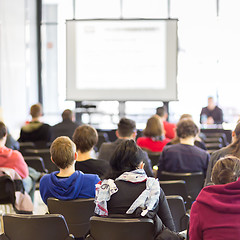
[40,136,100,205]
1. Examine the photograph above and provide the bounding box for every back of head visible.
[30,103,42,118]
[179,114,193,121]
[117,118,136,138]
[62,109,73,121]
[143,116,163,138]
[156,106,166,117]
[50,136,76,169]
[72,125,98,153]
[212,156,240,185]
[176,119,198,139]
[109,139,144,179]
[0,121,7,140]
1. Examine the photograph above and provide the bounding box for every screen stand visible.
[119,101,126,119]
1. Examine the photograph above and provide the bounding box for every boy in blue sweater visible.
[40,136,100,205]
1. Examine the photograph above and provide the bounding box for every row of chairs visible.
[19,142,58,173]
[0,195,187,240]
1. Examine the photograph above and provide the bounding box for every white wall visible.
[0,0,38,138]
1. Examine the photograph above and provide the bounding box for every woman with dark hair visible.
[137,116,170,152]
[205,121,240,185]
[95,140,178,239]
[189,156,240,240]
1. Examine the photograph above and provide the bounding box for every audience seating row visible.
[0,196,187,240]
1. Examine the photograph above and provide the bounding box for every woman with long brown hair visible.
[205,121,240,185]
[137,116,170,152]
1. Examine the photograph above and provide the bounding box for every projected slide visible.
[67,19,178,101]
[76,21,166,89]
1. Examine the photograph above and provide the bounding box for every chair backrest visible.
[95,132,109,152]
[47,198,95,238]
[166,195,189,232]
[1,214,74,240]
[87,216,154,240]
[159,180,192,210]
[205,142,223,151]
[19,142,36,155]
[0,175,15,206]
[158,171,204,200]
[24,149,58,173]
[23,156,48,173]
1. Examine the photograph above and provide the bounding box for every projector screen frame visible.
[66,18,178,102]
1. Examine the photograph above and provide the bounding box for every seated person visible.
[98,118,154,177]
[168,114,206,150]
[137,116,170,152]
[205,121,240,186]
[155,106,176,139]
[0,121,38,202]
[51,109,79,141]
[18,103,51,146]
[0,108,19,150]
[189,156,240,240]
[200,96,223,124]
[95,140,177,239]
[39,136,100,205]
[157,119,209,177]
[72,125,110,179]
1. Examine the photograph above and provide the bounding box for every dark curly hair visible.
[176,119,198,139]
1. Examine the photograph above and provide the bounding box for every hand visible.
[207,117,214,124]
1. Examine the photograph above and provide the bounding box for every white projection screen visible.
[66,19,178,101]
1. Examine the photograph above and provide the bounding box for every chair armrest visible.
[180,213,190,231]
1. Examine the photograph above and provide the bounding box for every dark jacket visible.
[75,158,110,179]
[98,139,154,177]
[107,180,175,232]
[200,106,223,124]
[19,121,51,144]
[51,119,79,141]
[158,143,209,177]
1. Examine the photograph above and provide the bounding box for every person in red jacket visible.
[189,155,240,240]
[155,106,176,139]
[0,121,28,178]
[137,116,170,152]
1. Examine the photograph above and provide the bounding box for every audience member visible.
[168,114,206,150]
[189,156,240,240]
[155,106,176,139]
[0,108,20,150]
[205,121,240,185]
[95,140,178,239]
[137,116,171,152]
[98,118,154,177]
[0,121,38,202]
[18,103,51,145]
[200,96,223,124]
[157,119,209,176]
[51,109,79,141]
[73,125,109,179]
[39,136,100,205]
